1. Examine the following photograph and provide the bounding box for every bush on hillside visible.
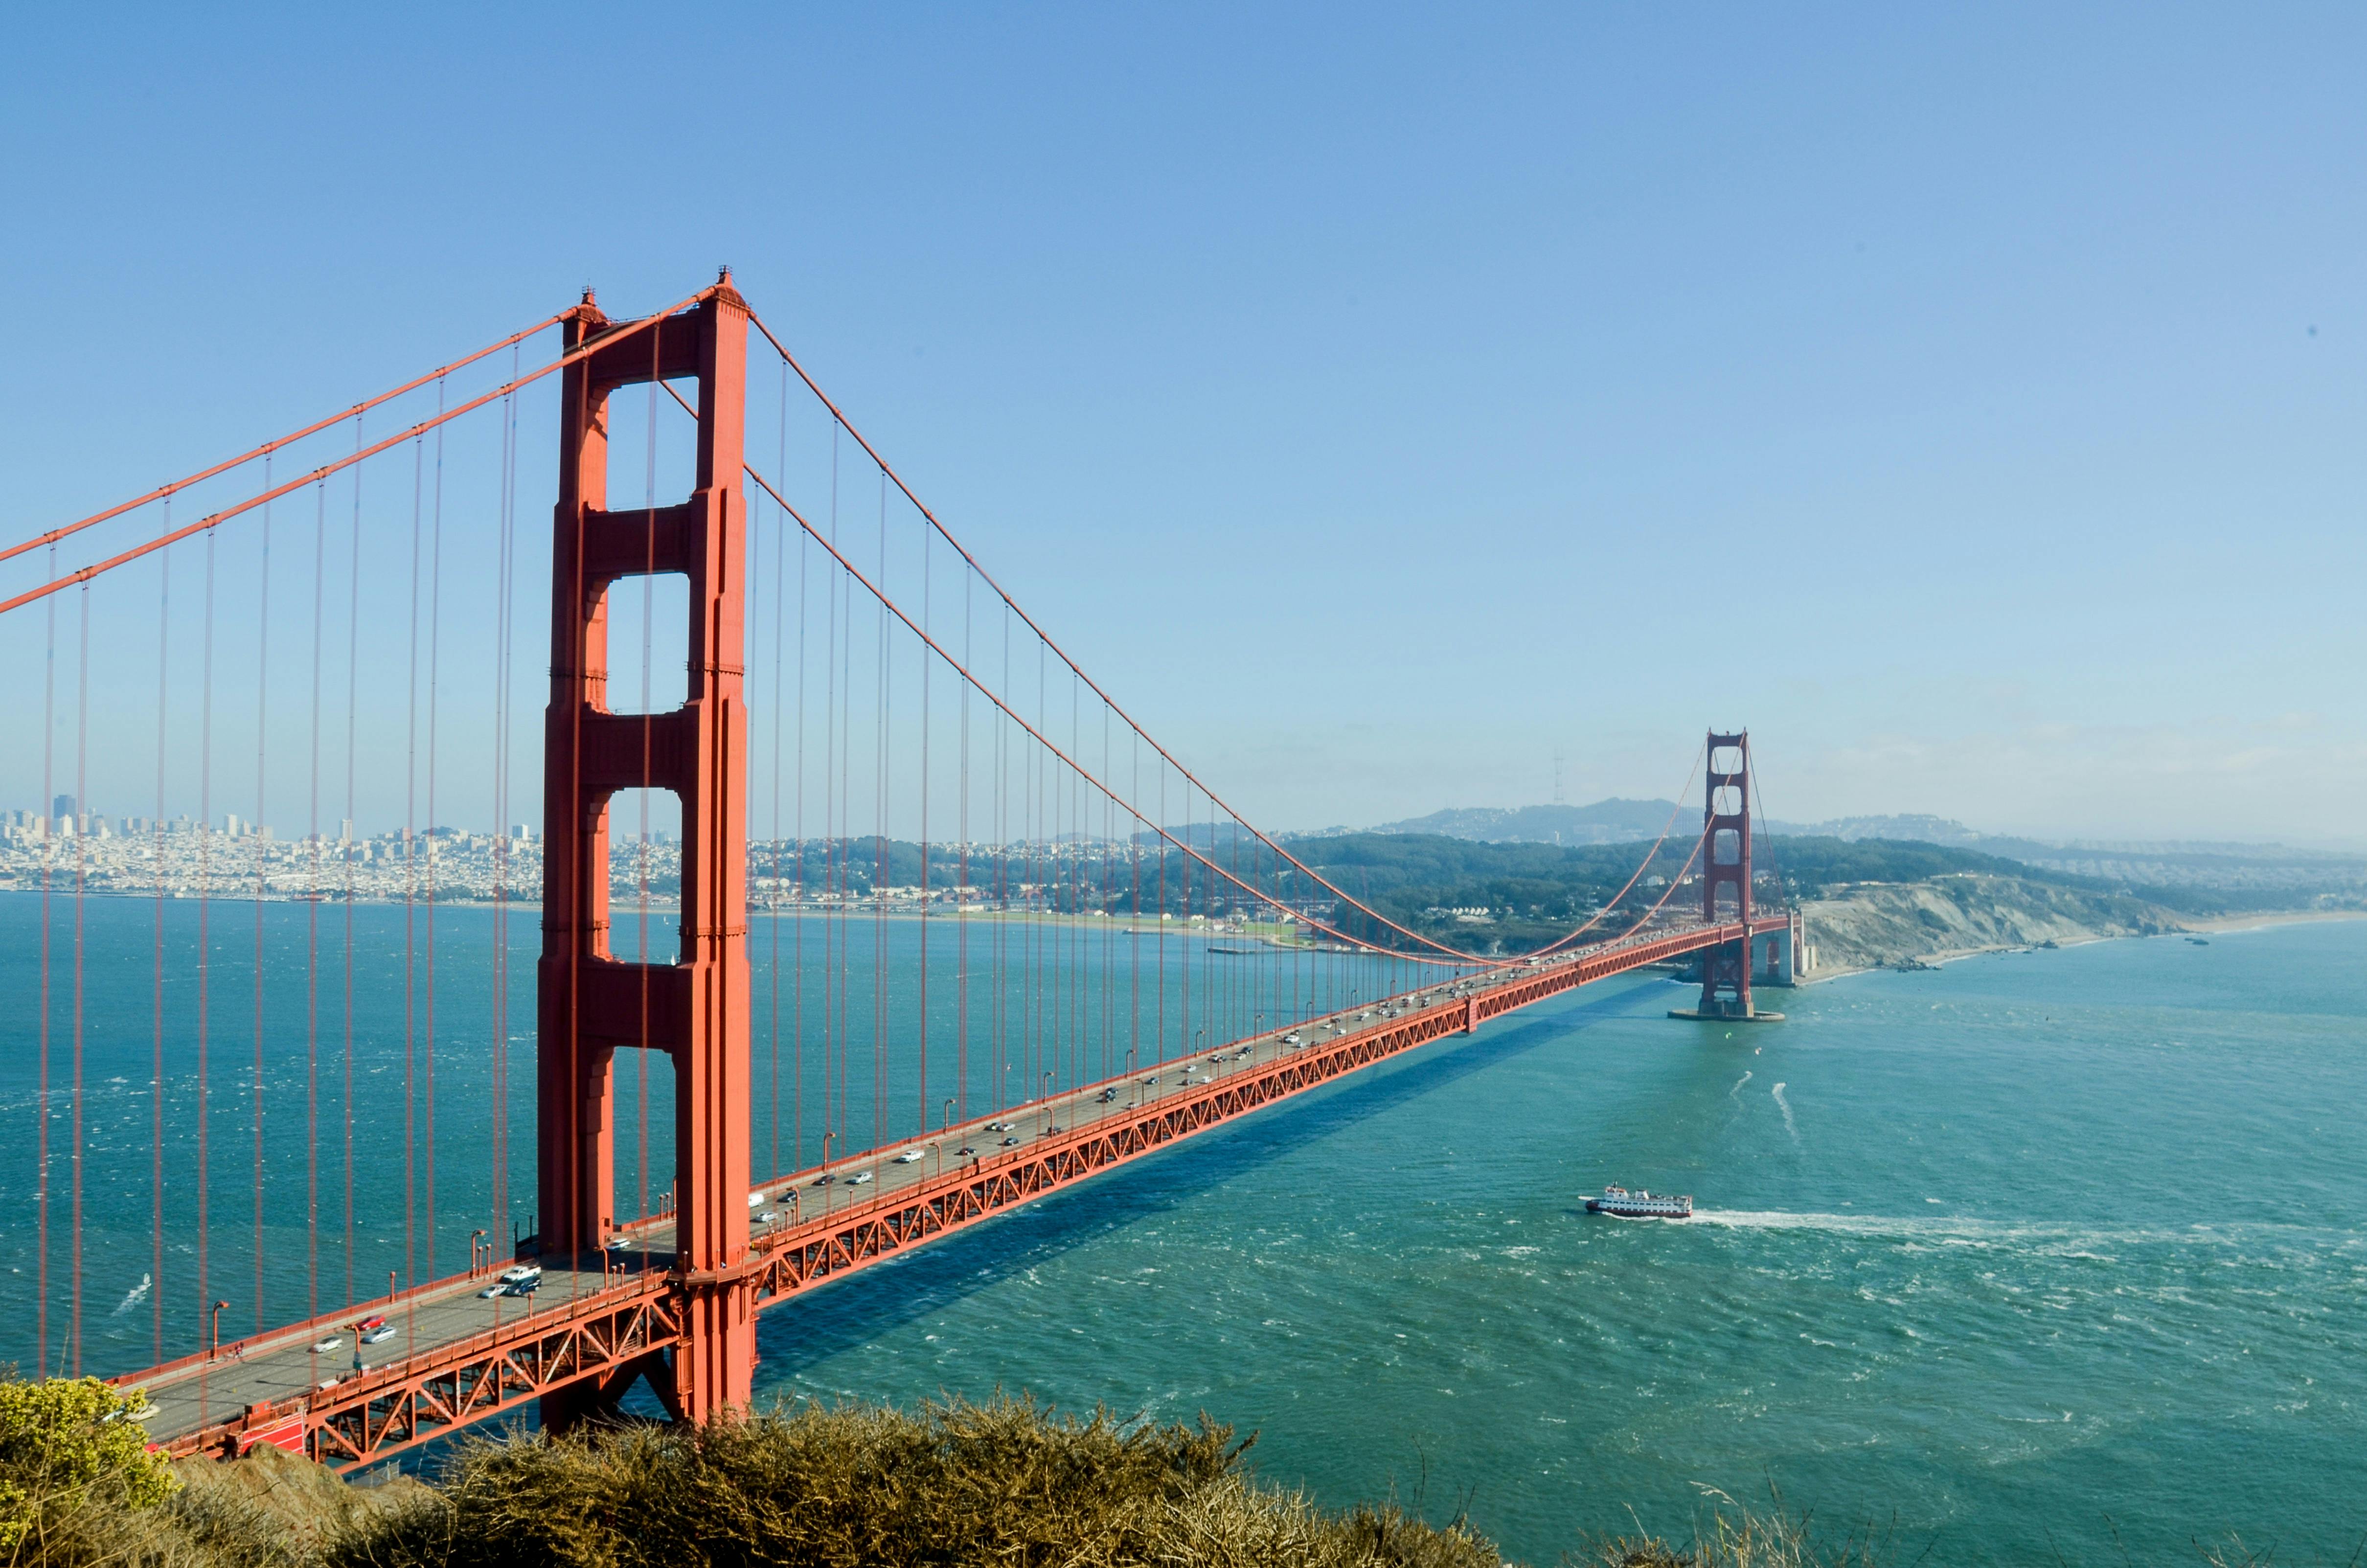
[329,1394,1494,1568]
[0,1374,177,1566]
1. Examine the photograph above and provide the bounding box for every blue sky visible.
[2,3,2361,842]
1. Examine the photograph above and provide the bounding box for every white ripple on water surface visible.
[1690,1210,2352,1257]
[1728,1069,1752,1099]
[1771,1081,1797,1140]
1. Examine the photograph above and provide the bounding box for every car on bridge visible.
[892,1149,924,1163]
[844,1171,873,1186]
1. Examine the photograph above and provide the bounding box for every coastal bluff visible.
[1802,872,2181,976]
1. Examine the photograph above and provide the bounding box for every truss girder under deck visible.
[158,914,1785,1472]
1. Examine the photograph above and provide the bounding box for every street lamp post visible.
[1041,1070,1054,1133]
[208,1300,228,1360]
[821,1131,836,1216]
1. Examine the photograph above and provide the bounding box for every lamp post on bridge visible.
[207,1300,228,1361]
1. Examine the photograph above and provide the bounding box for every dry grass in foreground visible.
[323,1393,1493,1568]
[7,1375,2340,1567]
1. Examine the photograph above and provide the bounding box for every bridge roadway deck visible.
[117,914,1787,1467]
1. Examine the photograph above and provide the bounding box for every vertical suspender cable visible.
[875,472,889,1154]
[637,370,656,1222]
[72,584,90,1372]
[151,523,171,1363]
[793,472,807,1171]
[424,385,446,1273]
[306,479,325,1320]
[490,346,519,1241]
[252,461,272,1336]
[402,434,421,1295]
[918,513,930,1135]
[197,526,216,1408]
[957,568,969,1126]
[768,364,789,1178]
[342,417,362,1311]
[38,541,54,1375]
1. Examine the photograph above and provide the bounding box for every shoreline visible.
[1798,908,2367,984]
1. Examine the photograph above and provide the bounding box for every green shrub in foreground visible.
[0,1375,177,1564]
[330,1394,1494,1568]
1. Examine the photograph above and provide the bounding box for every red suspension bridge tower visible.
[538,278,754,1426]
[1666,729,1788,1023]
[11,277,1802,1466]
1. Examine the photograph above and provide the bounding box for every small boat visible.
[1586,1184,1693,1219]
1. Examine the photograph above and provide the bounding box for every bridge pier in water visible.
[537,279,756,1430]
[1668,730,1785,1023]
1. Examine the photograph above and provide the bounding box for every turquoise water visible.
[5,897,2362,1561]
[753,921,2367,1565]
[0,892,1410,1367]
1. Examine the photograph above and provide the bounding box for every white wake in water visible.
[1728,1069,1752,1099]
[1772,1081,1797,1140]
[1689,1211,2346,1253]
[114,1273,151,1316]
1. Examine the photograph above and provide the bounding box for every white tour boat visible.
[1586,1184,1693,1219]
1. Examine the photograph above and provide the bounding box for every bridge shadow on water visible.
[753,977,1671,1383]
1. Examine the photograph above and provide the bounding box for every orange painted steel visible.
[538,277,754,1432]
[0,288,720,619]
[0,313,567,568]
[1695,730,1757,1018]
[133,912,1781,1472]
[743,307,1570,971]
[730,918,1787,1308]
[158,1283,685,1468]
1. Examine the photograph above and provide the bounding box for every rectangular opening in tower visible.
[606,785,684,959]
[603,572,691,714]
[605,378,703,511]
[612,1043,680,1232]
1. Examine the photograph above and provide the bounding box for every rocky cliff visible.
[1800,873,2184,976]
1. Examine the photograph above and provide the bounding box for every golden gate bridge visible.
[0,274,1794,1466]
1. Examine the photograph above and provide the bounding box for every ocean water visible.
[0,892,1411,1370]
[752,921,2367,1565]
[4,898,2361,1561]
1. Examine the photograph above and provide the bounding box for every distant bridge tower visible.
[1691,729,1759,1020]
[538,278,753,1428]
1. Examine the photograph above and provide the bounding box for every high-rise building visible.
[52,794,75,826]
[224,813,246,838]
